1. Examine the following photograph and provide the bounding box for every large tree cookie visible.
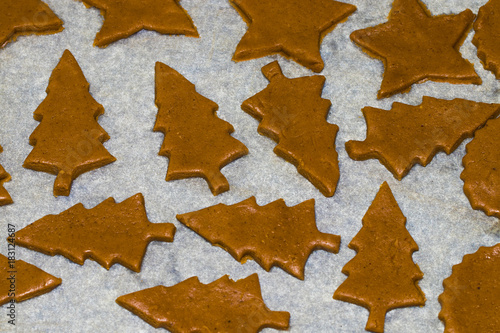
[154,62,248,195]
[0,145,13,206]
[439,243,500,332]
[461,117,500,219]
[346,97,500,180]
[0,0,63,48]
[80,0,198,47]
[15,193,176,272]
[242,61,339,196]
[473,0,500,79]
[351,0,481,99]
[177,196,340,280]
[0,254,61,305]
[229,0,356,72]
[23,50,116,196]
[116,274,290,332]
[334,182,425,333]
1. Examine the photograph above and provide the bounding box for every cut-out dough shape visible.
[116,274,290,332]
[242,61,339,196]
[0,145,13,206]
[334,182,425,333]
[351,0,481,98]
[473,0,500,79]
[177,196,340,280]
[15,193,175,272]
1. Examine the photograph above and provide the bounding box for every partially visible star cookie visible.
[229,0,356,72]
[473,0,500,79]
[0,0,63,48]
[351,0,481,99]
[81,0,198,47]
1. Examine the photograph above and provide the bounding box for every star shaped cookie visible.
[351,0,481,98]
[81,0,198,47]
[229,0,356,72]
[0,0,63,48]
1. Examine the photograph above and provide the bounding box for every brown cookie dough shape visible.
[473,0,500,79]
[116,273,290,332]
[23,50,116,196]
[461,117,500,219]
[0,0,63,48]
[177,196,340,280]
[14,193,176,272]
[439,243,500,332]
[230,0,356,72]
[334,182,425,333]
[0,145,13,206]
[346,97,500,180]
[351,0,481,99]
[242,61,339,197]
[81,0,198,47]
[0,254,61,305]
[154,62,248,195]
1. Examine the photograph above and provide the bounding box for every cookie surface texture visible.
[242,61,339,196]
[154,62,248,195]
[461,116,500,219]
[0,254,61,305]
[116,273,290,332]
[473,0,500,79]
[0,146,13,206]
[229,0,356,72]
[177,196,340,279]
[14,193,176,272]
[333,182,425,333]
[439,243,500,333]
[0,0,63,48]
[81,0,198,47]
[346,97,500,180]
[23,49,116,196]
[351,0,480,99]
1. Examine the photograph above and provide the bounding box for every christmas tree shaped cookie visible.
[346,97,500,180]
[81,0,198,47]
[334,182,425,333]
[242,61,339,196]
[461,117,500,219]
[0,254,61,305]
[0,0,63,48]
[439,243,500,332]
[14,193,175,272]
[116,274,290,332]
[351,0,481,98]
[154,62,248,195]
[229,0,356,72]
[473,0,500,79]
[0,145,13,206]
[23,50,116,196]
[177,196,340,280]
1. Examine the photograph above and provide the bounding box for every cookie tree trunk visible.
[23,50,116,196]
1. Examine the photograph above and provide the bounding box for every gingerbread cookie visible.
[15,193,176,272]
[346,97,500,180]
[461,116,500,219]
[0,0,63,48]
[81,0,198,47]
[23,50,116,196]
[229,0,356,72]
[0,146,13,206]
[177,196,340,280]
[473,0,500,79]
[0,254,61,305]
[242,61,339,197]
[334,182,425,333]
[116,274,290,332]
[351,0,481,99]
[154,62,248,195]
[439,243,500,332]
